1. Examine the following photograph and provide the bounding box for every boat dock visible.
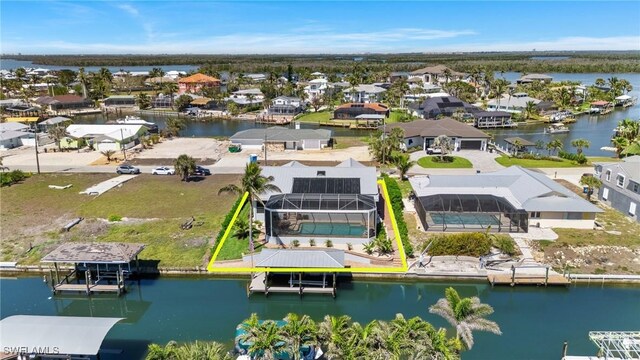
[53,282,124,295]
[488,265,570,286]
[248,272,336,297]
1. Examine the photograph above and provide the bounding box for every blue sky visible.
[1,1,639,54]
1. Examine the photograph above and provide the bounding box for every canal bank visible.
[1,275,639,360]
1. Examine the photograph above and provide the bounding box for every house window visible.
[633,182,639,194]
[617,175,625,188]
[606,170,611,181]
[630,202,637,216]
[565,212,583,220]
[256,202,264,214]
[602,188,609,200]
[530,212,541,218]
[408,139,414,145]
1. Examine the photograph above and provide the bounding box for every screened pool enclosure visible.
[415,194,528,232]
[264,193,378,244]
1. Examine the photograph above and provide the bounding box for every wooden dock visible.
[488,273,570,287]
[53,283,124,295]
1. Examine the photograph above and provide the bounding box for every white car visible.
[152,166,175,175]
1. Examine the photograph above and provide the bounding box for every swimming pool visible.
[298,222,367,237]
[430,213,501,227]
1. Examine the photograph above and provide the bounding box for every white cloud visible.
[116,4,139,17]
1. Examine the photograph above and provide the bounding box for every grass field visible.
[1,173,240,267]
[495,155,590,168]
[332,136,369,149]
[213,204,263,261]
[297,111,332,123]
[417,156,473,168]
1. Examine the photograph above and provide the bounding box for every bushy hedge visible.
[0,170,30,187]
[212,195,246,252]
[559,150,587,164]
[382,174,413,257]
[515,153,563,162]
[427,233,492,257]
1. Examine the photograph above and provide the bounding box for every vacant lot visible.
[1,173,240,267]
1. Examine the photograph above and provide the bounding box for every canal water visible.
[1,276,639,359]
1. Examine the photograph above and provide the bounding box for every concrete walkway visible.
[80,174,138,195]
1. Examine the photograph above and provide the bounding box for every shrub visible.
[363,241,375,255]
[325,240,333,248]
[492,236,518,256]
[212,195,245,253]
[382,174,413,257]
[108,214,122,222]
[0,170,31,187]
[309,239,316,247]
[291,239,300,248]
[558,150,588,164]
[427,232,492,257]
[432,156,455,163]
[374,237,393,255]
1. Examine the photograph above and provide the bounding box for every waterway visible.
[1,276,639,359]
[0,58,199,73]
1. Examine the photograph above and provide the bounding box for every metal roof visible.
[255,249,345,268]
[504,137,536,147]
[0,130,30,141]
[41,243,145,264]
[384,118,490,139]
[410,166,602,213]
[40,116,71,126]
[230,127,331,142]
[0,315,122,356]
[0,122,29,132]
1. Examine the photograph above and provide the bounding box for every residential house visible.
[244,73,267,82]
[230,127,331,150]
[0,122,32,149]
[257,159,380,245]
[38,116,71,131]
[595,156,640,223]
[410,166,602,232]
[472,111,515,129]
[486,92,541,114]
[177,73,221,94]
[389,72,409,82]
[227,88,264,106]
[310,72,327,79]
[103,95,136,108]
[64,124,148,151]
[409,95,478,119]
[383,118,490,151]
[35,95,93,113]
[516,74,553,84]
[409,65,466,85]
[144,76,177,86]
[268,96,305,115]
[165,71,187,80]
[333,103,390,120]
[342,84,387,103]
[304,78,329,100]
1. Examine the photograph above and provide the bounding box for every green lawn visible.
[495,155,590,168]
[417,156,473,168]
[213,205,262,261]
[1,174,241,267]
[296,111,332,123]
[332,136,370,149]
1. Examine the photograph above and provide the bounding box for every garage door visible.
[460,140,482,150]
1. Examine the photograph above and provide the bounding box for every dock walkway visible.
[488,273,570,286]
[53,283,124,295]
[248,273,336,297]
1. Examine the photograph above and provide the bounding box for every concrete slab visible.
[80,175,138,196]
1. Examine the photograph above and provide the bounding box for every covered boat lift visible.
[0,315,123,359]
[41,243,144,296]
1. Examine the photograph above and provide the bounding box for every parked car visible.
[426,147,443,155]
[193,165,211,176]
[152,166,175,175]
[116,164,141,174]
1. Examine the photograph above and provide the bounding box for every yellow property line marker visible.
[207,180,408,273]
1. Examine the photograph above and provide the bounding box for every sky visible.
[1,1,640,54]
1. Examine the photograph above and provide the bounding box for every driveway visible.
[408,149,504,174]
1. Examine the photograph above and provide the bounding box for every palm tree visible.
[233,216,260,240]
[523,100,537,120]
[580,175,602,201]
[491,79,508,110]
[136,93,151,110]
[149,67,165,78]
[511,139,523,156]
[218,163,280,263]
[164,117,185,137]
[100,150,116,163]
[595,78,605,87]
[394,154,415,180]
[48,125,68,151]
[616,118,639,141]
[429,287,501,350]
[282,313,317,360]
[239,317,286,360]
[174,154,196,181]
[433,135,454,162]
[547,139,563,156]
[571,138,591,155]
[318,315,353,360]
[611,136,630,158]
[145,341,177,360]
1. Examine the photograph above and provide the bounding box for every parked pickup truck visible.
[426,147,443,155]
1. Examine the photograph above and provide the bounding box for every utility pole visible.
[34,123,41,174]
[263,131,267,166]
[381,119,386,168]
[120,128,127,161]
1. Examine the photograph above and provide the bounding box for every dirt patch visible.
[533,242,640,275]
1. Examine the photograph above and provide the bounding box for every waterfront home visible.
[227,88,264,106]
[383,118,490,151]
[343,84,387,103]
[103,95,136,108]
[333,102,390,120]
[0,99,27,110]
[591,100,614,114]
[35,95,93,114]
[516,73,553,84]
[177,73,221,94]
[268,96,305,115]
[486,92,541,114]
[594,156,640,223]
[410,166,602,232]
[473,110,515,129]
[389,71,409,82]
[0,122,32,149]
[257,159,379,245]
[409,95,478,119]
[230,127,331,150]
[63,124,148,151]
[409,65,466,85]
[244,73,267,82]
[165,70,187,80]
[304,78,329,100]
[310,71,327,79]
[38,116,71,131]
[504,137,535,154]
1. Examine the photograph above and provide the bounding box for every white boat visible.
[116,116,158,132]
[545,122,570,134]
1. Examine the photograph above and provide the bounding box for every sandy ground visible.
[133,138,230,161]
[2,146,103,168]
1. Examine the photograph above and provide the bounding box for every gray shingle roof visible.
[0,122,29,132]
[255,249,345,268]
[410,166,602,213]
[230,127,331,142]
[384,118,490,139]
